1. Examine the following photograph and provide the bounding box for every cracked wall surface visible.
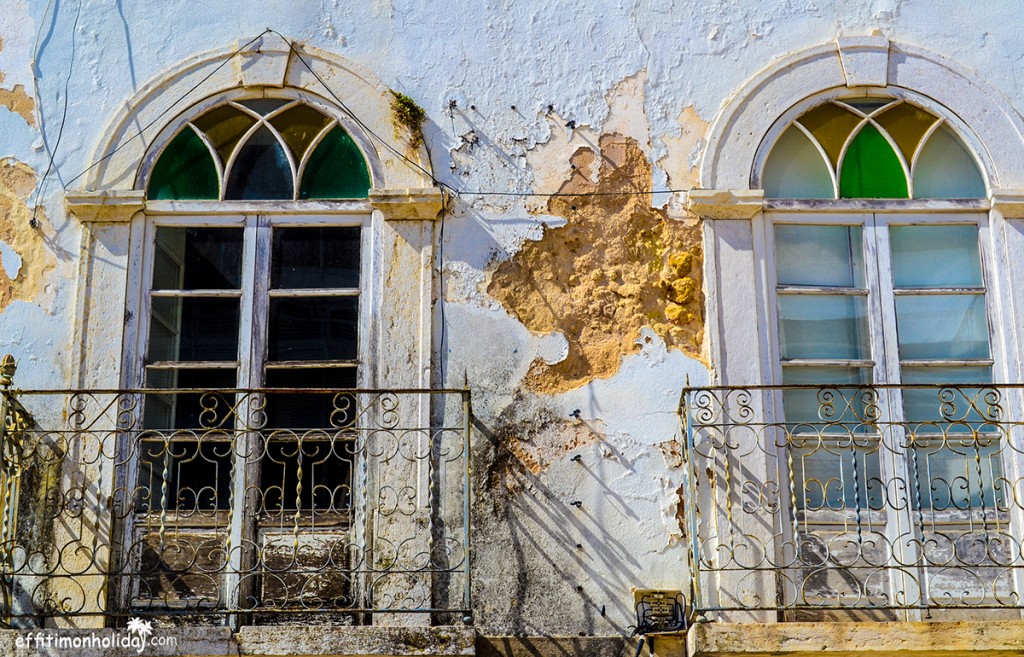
[487,133,703,393]
[0,160,53,311]
[1,0,1024,641]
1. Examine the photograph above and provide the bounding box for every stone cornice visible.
[686,189,765,220]
[370,188,445,221]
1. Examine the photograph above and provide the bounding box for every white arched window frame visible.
[62,36,445,623]
[688,37,1024,621]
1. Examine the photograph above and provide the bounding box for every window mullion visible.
[226,214,267,626]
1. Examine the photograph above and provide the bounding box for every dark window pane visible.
[153,227,243,290]
[143,368,238,430]
[268,104,333,162]
[136,437,233,511]
[148,297,240,361]
[264,368,358,429]
[268,297,358,361]
[299,126,371,199]
[271,227,360,289]
[191,105,258,166]
[238,99,289,115]
[148,127,219,200]
[225,126,294,200]
[259,437,352,511]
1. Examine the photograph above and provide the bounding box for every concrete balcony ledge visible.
[0,625,476,657]
[688,621,1024,657]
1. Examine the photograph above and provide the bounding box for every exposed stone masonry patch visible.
[487,133,703,393]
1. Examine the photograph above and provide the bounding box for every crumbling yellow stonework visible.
[0,159,54,310]
[487,134,703,393]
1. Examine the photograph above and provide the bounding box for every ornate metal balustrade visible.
[680,383,1024,616]
[0,361,472,625]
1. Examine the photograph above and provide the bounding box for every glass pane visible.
[779,294,870,360]
[153,227,243,290]
[776,225,864,287]
[839,123,909,198]
[191,105,257,165]
[890,225,982,289]
[259,437,352,511]
[224,125,294,200]
[913,123,986,198]
[874,102,939,164]
[136,437,233,511]
[782,366,873,428]
[268,297,358,361]
[792,440,884,511]
[895,294,989,360]
[839,98,895,114]
[148,297,240,361]
[762,125,834,199]
[269,104,333,161]
[238,99,289,115]
[264,368,358,429]
[148,127,219,200]
[901,365,995,427]
[909,439,1004,510]
[143,368,238,430]
[271,227,360,289]
[298,126,372,199]
[795,102,862,169]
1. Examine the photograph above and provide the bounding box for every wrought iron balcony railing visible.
[0,367,471,626]
[680,383,1024,618]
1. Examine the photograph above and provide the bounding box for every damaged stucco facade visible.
[3,1,1024,655]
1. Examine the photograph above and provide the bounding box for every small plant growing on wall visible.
[390,90,426,150]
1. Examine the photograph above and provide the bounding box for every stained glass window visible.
[147,99,372,201]
[762,98,985,199]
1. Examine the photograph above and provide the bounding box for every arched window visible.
[762,98,985,199]
[147,98,371,200]
[128,92,375,617]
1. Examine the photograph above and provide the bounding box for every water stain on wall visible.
[487,133,703,394]
[0,159,54,310]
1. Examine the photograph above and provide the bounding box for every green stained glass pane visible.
[148,127,219,200]
[269,104,333,161]
[299,127,371,199]
[913,124,985,198]
[192,105,257,165]
[839,124,908,198]
[796,102,862,169]
[762,125,833,199]
[875,102,939,164]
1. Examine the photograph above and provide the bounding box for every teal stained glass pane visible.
[148,127,219,200]
[299,127,371,199]
[839,124,908,198]
[762,125,833,199]
[913,124,986,198]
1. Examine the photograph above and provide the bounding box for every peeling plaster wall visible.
[2,0,1024,639]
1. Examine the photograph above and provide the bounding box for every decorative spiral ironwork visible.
[680,383,1024,614]
[0,387,471,624]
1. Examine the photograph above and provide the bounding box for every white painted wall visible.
[2,0,1024,636]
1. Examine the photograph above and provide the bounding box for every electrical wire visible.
[61,29,273,191]
[30,0,82,228]
[59,27,694,203]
